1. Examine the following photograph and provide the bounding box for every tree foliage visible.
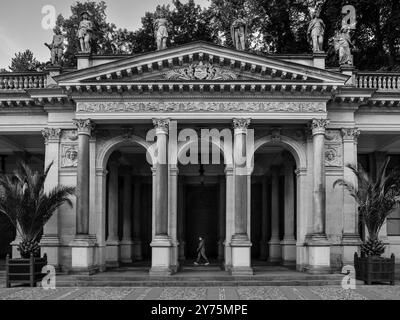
[0,162,75,257]
[9,50,43,72]
[6,0,400,70]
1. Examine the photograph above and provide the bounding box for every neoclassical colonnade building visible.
[1,42,400,275]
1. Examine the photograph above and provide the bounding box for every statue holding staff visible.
[45,28,65,65]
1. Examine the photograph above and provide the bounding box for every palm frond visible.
[0,161,76,244]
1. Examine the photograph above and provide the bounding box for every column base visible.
[40,235,61,270]
[120,239,134,264]
[230,235,253,276]
[305,234,331,274]
[342,234,362,265]
[281,238,296,264]
[268,238,282,263]
[106,239,120,267]
[70,235,98,275]
[150,235,173,276]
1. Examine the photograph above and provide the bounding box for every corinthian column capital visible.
[341,128,361,141]
[152,118,170,135]
[73,119,94,136]
[233,118,251,134]
[310,118,329,136]
[42,128,61,143]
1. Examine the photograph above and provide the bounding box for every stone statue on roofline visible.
[77,11,94,53]
[333,25,355,66]
[231,17,248,51]
[154,17,169,51]
[45,28,65,66]
[307,7,325,53]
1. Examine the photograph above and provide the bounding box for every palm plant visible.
[334,158,400,257]
[0,161,75,258]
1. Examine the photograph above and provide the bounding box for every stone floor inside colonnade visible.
[0,261,400,300]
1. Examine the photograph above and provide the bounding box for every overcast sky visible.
[0,0,210,69]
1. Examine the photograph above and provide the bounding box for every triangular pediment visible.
[55,41,348,86]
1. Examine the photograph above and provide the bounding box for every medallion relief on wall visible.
[325,129,343,167]
[60,130,79,168]
[77,101,326,113]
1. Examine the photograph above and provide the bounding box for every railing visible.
[0,72,48,90]
[356,72,400,91]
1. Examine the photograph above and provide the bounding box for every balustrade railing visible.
[0,72,48,90]
[356,72,400,91]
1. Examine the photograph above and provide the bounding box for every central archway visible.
[94,134,156,270]
[251,134,309,270]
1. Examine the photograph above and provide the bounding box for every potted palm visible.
[0,161,75,287]
[334,158,397,285]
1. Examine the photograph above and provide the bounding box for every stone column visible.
[169,166,179,273]
[306,118,331,273]
[120,170,133,263]
[341,128,362,263]
[218,176,226,261]
[281,161,296,264]
[268,166,281,262]
[70,119,97,274]
[230,118,253,275]
[39,128,62,267]
[259,175,269,260]
[132,178,143,261]
[178,178,186,261]
[150,118,172,276]
[106,160,120,267]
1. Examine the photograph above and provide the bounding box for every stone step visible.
[59,274,343,282]
[54,279,344,287]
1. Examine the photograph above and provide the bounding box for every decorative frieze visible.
[77,101,327,114]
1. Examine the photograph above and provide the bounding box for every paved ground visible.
[0,285,399,300]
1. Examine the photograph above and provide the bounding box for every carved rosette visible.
[341,128,361,142]
[73,119,94,136]
[42,128,61,143]
[233,118,251,134]
[310,118,329,136]
[153,118,170,135]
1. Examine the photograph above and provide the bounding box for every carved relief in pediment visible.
[163,62,238,81]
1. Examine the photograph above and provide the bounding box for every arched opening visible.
[102,139,153,268]
[251,137,301,269]
[177,138,228,270]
